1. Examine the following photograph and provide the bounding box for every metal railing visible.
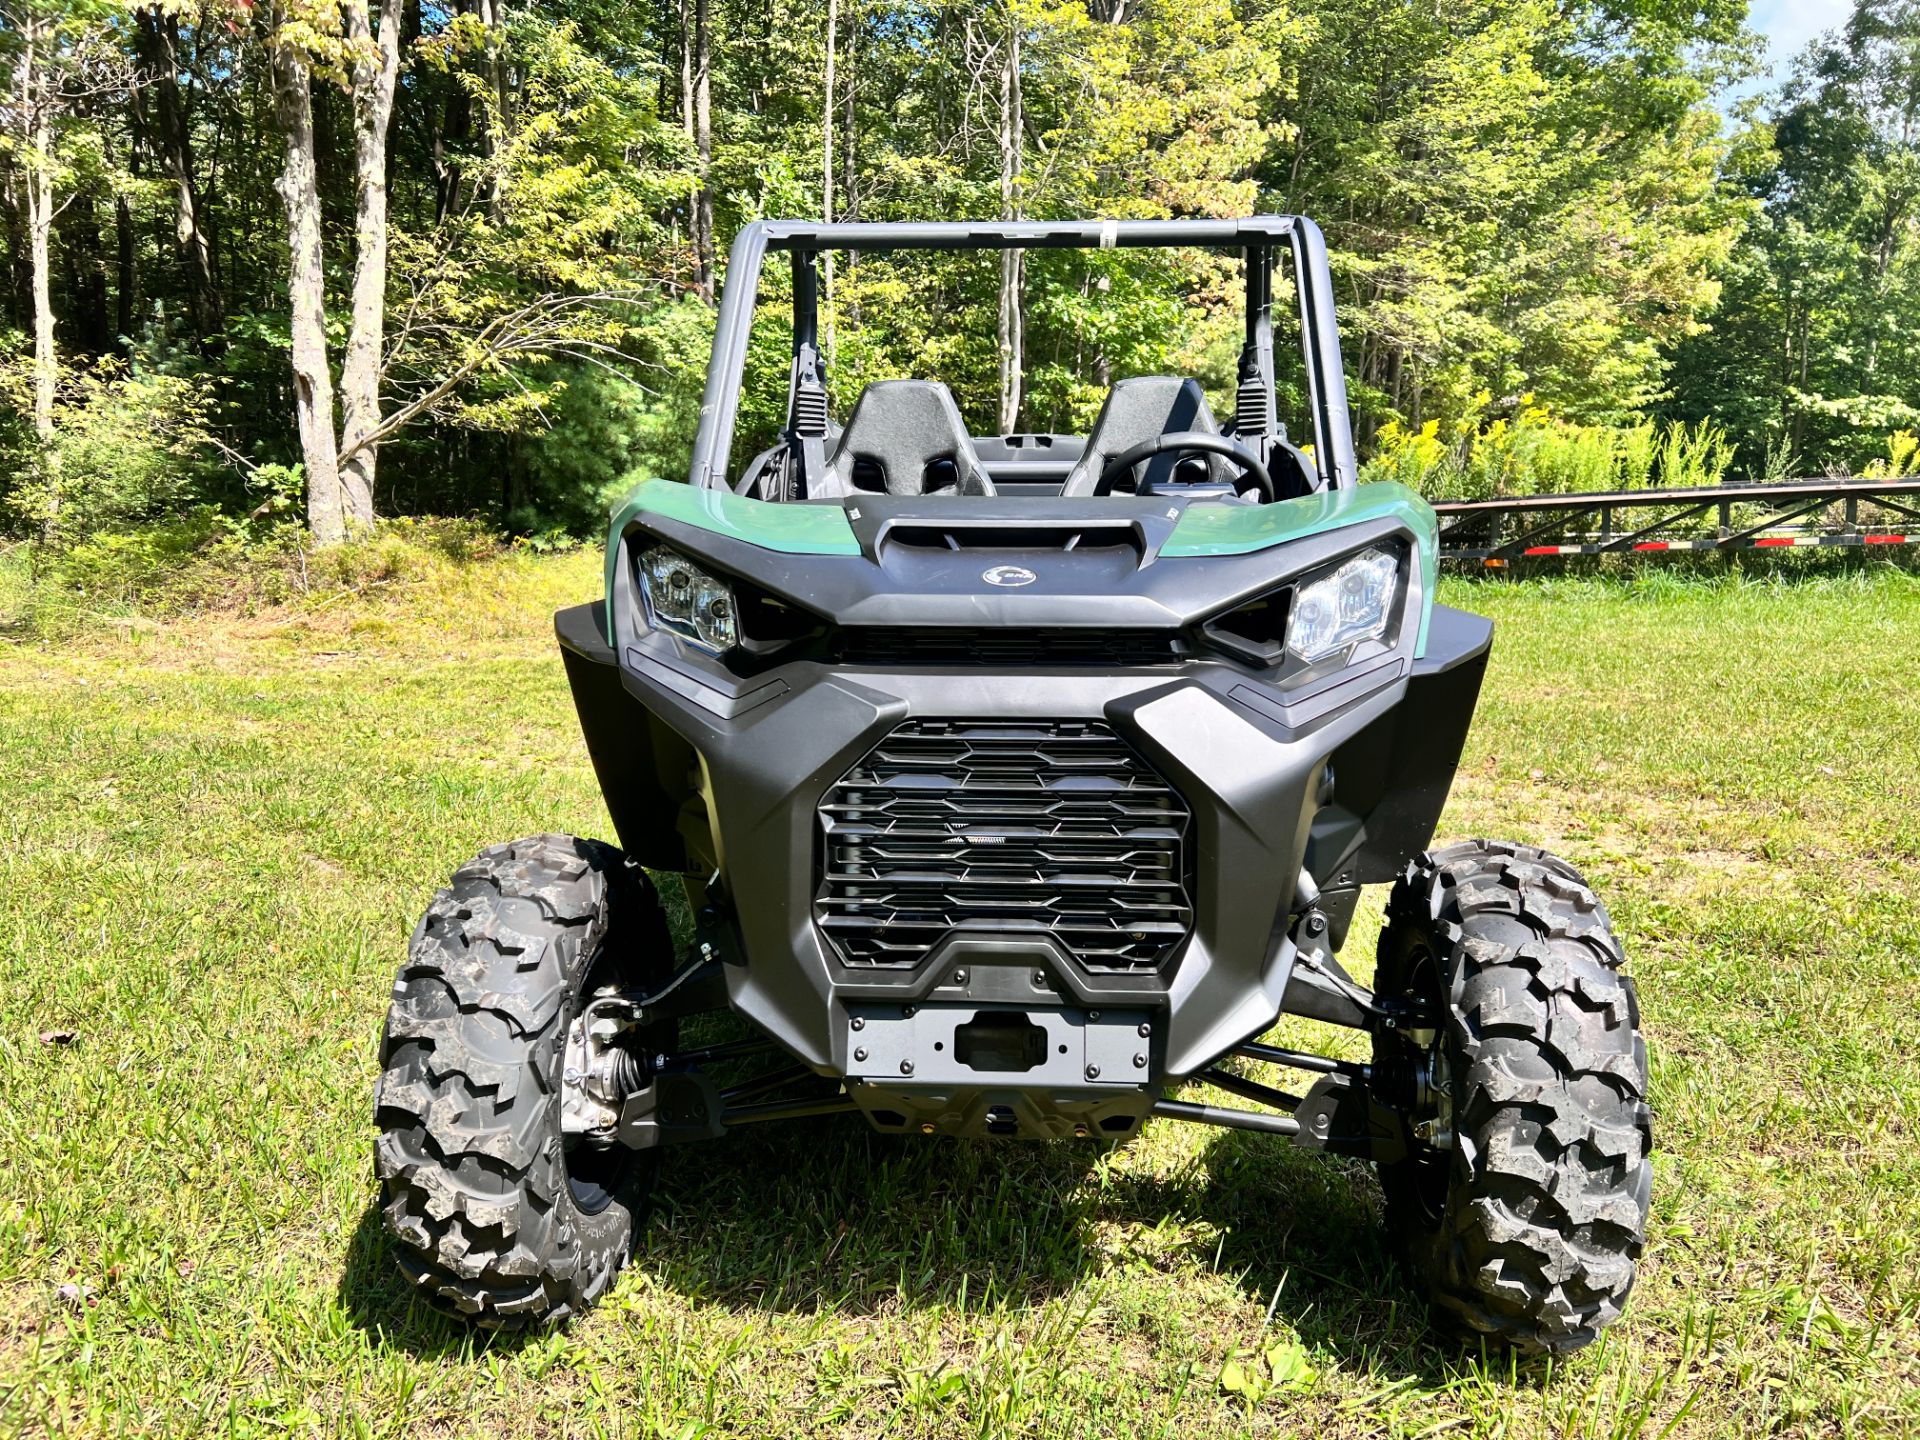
[1431,478,1920,565]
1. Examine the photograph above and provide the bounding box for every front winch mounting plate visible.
[844,1003,1153,1087]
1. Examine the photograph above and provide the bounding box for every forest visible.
[2,0,1919,560]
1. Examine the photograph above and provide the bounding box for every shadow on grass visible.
[1124,1126,1529,1385]
[337,1204,553,1361]
[341,1112,1538,1388]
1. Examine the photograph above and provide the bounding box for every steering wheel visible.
[1097,431,1275,503]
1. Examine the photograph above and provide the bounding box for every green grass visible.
[2,560,1918,1438]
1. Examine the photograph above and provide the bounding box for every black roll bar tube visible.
[687,216,1356,495]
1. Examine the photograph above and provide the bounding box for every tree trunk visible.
[14,24,56,448]
[995,14,1023,434]
[678,0,694,140]
[842,1,857,219]
[475,0,510,216]
[336,0,406,527]
[271,34,345,545]
[692,0,715,301]
[27,141,56,447]
[841,0,860,324]
[822,0,834,223]
[135,11,221,343]
[115,192,135,352]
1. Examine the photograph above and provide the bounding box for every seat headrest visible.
[1062,377,1224,496]
[814,380,994,498]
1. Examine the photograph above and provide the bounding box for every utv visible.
[374,217,1650,1353]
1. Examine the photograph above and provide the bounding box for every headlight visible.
[637,547,738,654]
[1285,547,1399,663]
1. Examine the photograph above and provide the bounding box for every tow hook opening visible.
[953,1012,1048,1073]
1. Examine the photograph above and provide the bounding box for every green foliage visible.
[1663,0,1920,474]
[3,0,1915,542]
[512,349,707,532]
[1266,0,1748,441]
[5,510,510,635]
[0,358,220,539]
[1863,430,1920,479]
[1364,397,1734,499]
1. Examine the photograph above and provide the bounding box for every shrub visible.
[1863,431,1920,480]
[1362,397,1734,499]
[4,512,509,636]
[0,360,218,541]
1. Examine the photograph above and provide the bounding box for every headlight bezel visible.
[636,545,740,655]
[1284,545,1402,666]
[1199,541,1408,676]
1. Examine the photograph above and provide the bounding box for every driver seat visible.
[1060,376,1230,497]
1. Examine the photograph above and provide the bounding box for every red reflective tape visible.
[1523,546,1559,556]
[1633,542,1669,551]
[1864,533,1908,544]
[1754,537,1794,547]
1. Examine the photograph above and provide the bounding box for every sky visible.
[1729,0,1856,103]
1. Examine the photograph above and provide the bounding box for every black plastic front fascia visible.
[564,513,1479,1085]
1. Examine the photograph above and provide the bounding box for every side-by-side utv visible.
[373,216,1651,1353]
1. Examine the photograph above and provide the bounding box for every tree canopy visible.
[2,0,1916,544]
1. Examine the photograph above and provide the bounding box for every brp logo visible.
[981,565,1037,588]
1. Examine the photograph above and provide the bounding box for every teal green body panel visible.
[606,477,1437,654]
[604,478,863,637]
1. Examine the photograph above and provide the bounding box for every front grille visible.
[817,720,1192,971]
[839,629,1180,667]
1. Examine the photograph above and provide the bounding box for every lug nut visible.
[854,1047,868,1062]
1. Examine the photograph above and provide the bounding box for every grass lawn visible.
[1,556,1917,1438]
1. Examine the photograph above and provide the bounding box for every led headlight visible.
[637,547,738,654]
[1285,547,1400,663]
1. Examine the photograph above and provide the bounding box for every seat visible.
[1060,376,1229,497]
[810,381,995,498]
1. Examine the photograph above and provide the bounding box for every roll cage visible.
[687,215,1358,499]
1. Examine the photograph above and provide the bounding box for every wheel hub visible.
[561,1003,649,1144]
[1405,1030,1454,1150]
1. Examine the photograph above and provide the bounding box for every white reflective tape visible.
[1099,220,1119,250]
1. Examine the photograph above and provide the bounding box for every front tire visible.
[1373,840,1652,1353]
[374,834,675,1327]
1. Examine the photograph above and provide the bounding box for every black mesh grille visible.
[839,629,1180,667]
[817,719,1192,971]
